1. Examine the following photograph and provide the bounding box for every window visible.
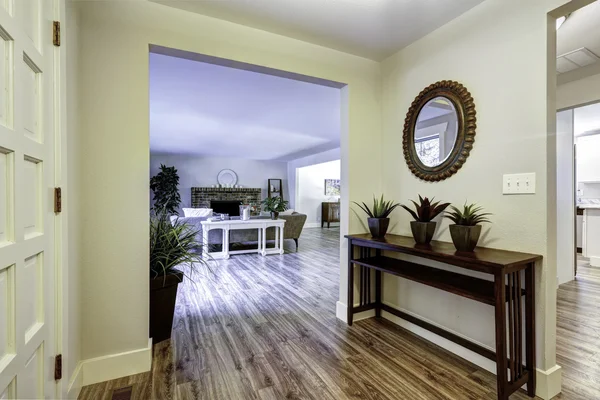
[415,134,440,167]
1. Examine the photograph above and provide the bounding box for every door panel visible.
[0,0,56,398]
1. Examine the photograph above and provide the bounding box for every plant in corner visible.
[262,196,289,220]
[445,203,491,252]
[353,195,400,238]
[150,164,182,215]
[149,209,212,343]
[401,196,450,244]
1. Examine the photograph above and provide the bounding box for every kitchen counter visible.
[578,204,600,209]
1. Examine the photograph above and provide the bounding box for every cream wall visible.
[557,72,600,109]
[381,0,573,397]
[75,0,381,373]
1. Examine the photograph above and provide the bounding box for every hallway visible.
[78,228,598,400]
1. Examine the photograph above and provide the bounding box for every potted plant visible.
[401,196,450,244]
[445,203,491,252]
[353,195,400,238]
[150,164,181,215]
[149,208,211,343]
[261,196,289,219]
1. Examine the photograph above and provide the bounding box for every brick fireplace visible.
[191,187,262,211]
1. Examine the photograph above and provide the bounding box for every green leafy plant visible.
[353,194,400,218]
[150,164,181,215]
[445,203,492,226]
[401,195,450,222]
[150,209,212,284]
[261,196,289,213]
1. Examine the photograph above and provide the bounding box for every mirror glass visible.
[414,97,459,167]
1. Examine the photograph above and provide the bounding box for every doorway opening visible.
[553,1,600,398]
[147,44,347,354]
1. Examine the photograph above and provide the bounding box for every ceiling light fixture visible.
[556,15,567,30]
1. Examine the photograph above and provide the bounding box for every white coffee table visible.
[200,218,286,259]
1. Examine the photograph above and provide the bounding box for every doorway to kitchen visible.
[556,101,600,284]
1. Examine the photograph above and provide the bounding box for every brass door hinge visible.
[54,187,62,213]
[54,354,62,380]
[53,21,60,47]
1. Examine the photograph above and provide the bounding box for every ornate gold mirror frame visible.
[403,80,476,182]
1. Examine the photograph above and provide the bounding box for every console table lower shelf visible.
[345,233,542,400]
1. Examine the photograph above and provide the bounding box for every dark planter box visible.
[449,224,482,252]
[368,217,390,238]
[150,270,183,344]
[410,221,436,244]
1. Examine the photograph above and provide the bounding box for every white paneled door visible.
[0,0,58,398]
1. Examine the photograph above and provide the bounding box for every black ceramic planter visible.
[368,218,390,238]
[270,211,279,220]
[410,221,436,244]
[150,270,183,343]
[449,224,482,252]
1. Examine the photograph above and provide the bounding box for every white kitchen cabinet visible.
[576,134,600,183]
[583,208,600,267]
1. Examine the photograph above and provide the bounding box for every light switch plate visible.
[503,173,536,195]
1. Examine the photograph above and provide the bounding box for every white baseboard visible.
[67,362,83,399]
[304,222,322,228]
[536,365,562,400]
[80,338,153,387]
[304,222,340,229]
[335,301,376,323]
[590,256,600,267]
[381,308,497,373]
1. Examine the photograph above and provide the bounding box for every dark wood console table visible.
[345,233,541,400]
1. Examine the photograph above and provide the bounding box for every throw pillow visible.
[182,208,213,218]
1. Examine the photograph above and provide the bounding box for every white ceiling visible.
[151,0,485,61]
[150,53,341,161]
[557,1,600,80]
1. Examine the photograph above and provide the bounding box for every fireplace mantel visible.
[191,187,262,209]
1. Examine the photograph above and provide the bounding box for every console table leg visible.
[257,228,262,254]
[525,263,536,397]
[279,226,284,254]
[223,228,230,259]
[347,243,354,325]
[375,269,382,318]
[494,273,509,400]
[202,226,209,260]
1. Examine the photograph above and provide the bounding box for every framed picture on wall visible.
[324,179,341,196]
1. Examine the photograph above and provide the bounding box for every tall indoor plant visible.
[401,196,450,244]
[149,209,211,342]
[261,196,289,219]
[445,203,491,252]
[353,195,400,238]
[150,164,181,215]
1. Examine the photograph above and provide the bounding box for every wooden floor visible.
[553,256,600,400]
[79,230,596,400]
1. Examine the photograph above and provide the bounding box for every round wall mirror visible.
[415,97,459,167]
[217,169,238,187]
[403,81,476,182]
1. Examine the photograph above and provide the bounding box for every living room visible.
[149,49,342,257]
